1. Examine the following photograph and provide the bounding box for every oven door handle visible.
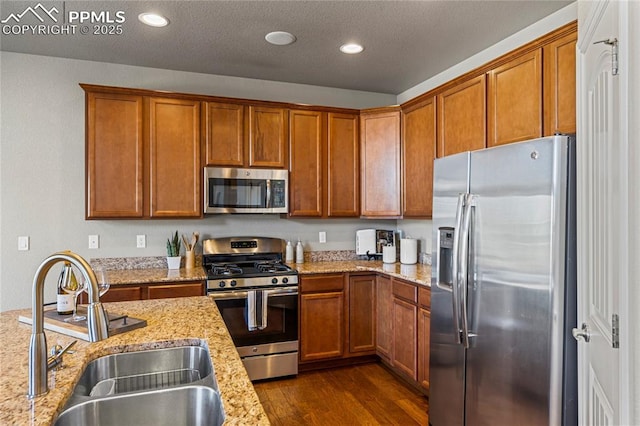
[208,286,298,300]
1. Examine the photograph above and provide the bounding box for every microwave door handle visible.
[265,179,272,208]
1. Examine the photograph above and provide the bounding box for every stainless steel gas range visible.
[203,237,298,381]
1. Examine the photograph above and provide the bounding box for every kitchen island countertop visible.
[0,296,269,426]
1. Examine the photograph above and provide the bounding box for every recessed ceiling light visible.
[265,31,297,46]
[340,43,364,54]
[138,12,169,27]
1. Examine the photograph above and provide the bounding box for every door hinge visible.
[594,38,619,76]
[612,313,619,349]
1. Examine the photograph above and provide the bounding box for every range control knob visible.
[230,280,237,287]
[219,281,226,288]
[282,277,289,284]
[271,277,278,284]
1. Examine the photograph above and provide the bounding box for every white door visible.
[576,0,629,424]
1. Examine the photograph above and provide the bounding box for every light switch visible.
[88,235,100,249]
[136,234,146,248]
[18,236,30,251]
[319,231,327,243]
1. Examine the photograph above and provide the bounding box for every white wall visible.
[0,53,396,311]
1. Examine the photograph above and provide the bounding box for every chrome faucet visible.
[28,251,109,398]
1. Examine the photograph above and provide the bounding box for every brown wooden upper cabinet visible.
[86,91,144,218]
[85,88,201,219]
[248,105,288,168]
[402,97,436,218]
[488,49,543,147]
[203,102,245,167]
[327,112,360,217]
[360,108,401,218]
[148,97,201,218]
[437,75,487,157]
[543,30,577,136]
[289,109,324,217]
[289,110,360,218]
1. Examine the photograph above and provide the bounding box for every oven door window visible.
[214,293,297,347]
[208,178,267,208]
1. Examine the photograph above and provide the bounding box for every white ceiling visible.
[0,0,573,94]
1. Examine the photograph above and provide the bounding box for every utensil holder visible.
[185,250,195,269]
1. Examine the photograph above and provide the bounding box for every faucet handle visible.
[47,340,77,370]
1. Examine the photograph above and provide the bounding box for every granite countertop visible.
[295,260,431,287]
[103,261,431,288]
[0,296,269,426]
[103,267,208,285]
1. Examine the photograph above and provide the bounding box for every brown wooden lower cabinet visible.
[81,280,205,303]
[348,274,377,355]
[299,274,345,362]
[299,272,430,394]
[375,275,392,360]
[392,296,418,380]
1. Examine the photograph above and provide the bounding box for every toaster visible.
[356,229,397,257]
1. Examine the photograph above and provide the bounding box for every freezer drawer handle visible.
[572,323,591,343]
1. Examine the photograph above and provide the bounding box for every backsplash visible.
[91,250,431,270]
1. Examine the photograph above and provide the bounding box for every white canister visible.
[400,238,418,264]
[382,245,396,263]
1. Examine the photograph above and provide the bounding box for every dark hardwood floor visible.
[253,362,429,425]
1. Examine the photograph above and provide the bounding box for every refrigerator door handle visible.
[451,193,466,344]
[458,193,474,349]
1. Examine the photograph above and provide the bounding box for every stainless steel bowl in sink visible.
[64,345,218,408]
[55,385,225,426]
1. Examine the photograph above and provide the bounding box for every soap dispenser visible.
[285,240,294,263]
[295,240,304,264]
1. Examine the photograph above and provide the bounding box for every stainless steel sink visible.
[57,345,225,425]
[55,385,225,426]
[66,345,216,406]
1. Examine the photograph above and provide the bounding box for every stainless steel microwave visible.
[204,167,288,214]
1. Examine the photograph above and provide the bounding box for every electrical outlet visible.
[88,234,100,249]
[319,231,327,243]
[136,234,146,248]
[18,236,30,251]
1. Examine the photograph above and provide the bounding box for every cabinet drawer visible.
[300,274,344,293]
[418,286,431,309]
[392,279,418,304]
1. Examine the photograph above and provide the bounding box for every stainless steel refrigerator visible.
[430,135,577,426]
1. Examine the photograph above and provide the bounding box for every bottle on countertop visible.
[56,262,75,315]
[295,240,304,264]
[285,240,294,263]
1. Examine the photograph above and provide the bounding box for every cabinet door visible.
[82,285,143,303]
[360,109,401,217]
[327,112,359,217]
[300,291,344,362]
[348,275,376,354]
[488,49,543,147]
[392,297,418,380]
[147,282,205,299]
[248,106,288,168]
[376,275,392,360]
[437,75,486,157]
[204,102,245,166]
[289,109,324,217]
[543,31,577,136]
[402,98,436,217]
[148,97,201,217]
[86,92,144,218]
[418,306,431,392]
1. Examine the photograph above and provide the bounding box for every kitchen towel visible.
[400,238,418,264]
[247,290,269,331]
